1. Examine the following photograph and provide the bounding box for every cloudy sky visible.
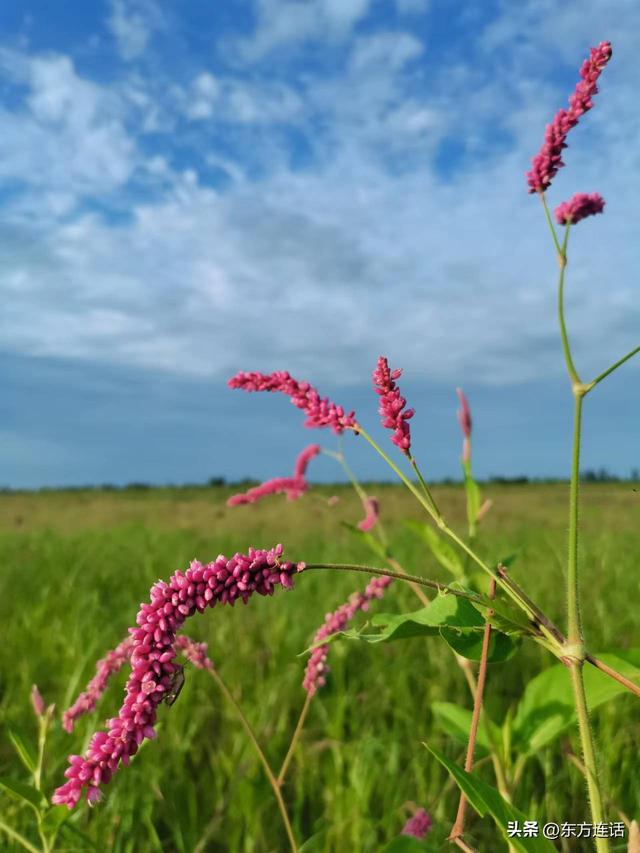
[1,0,638,488]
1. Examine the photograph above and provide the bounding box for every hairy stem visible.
[584,653,640,699]
[449,581,496,842]
[207,668,298,852]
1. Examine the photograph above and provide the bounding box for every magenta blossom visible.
[62,635,213,732]
[303,575,392,695]
[554,192,605,225]
[229,370,356,434]
[53,545,304,809]
[31,685,46,719]
[227,476,307,506]
[526,41,612,193]
[357,496,379,532]
[401,808,432,839]
[372,356,414,455]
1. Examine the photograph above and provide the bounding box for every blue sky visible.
[0,0,638,488]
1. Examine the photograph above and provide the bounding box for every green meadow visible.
[1,482,638,851]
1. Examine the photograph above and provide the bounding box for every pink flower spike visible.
[31,685,46,719]
[293,444,321,479]
[303,574,392,695]
[228,370,357,434]
[554,192,605,225]
[53,546,304,808]
[526,41,612,193]
[372,356,414,455]
[456,388,472,464]
[401,808,432,839]
[227,476,307,507]
[357,496,379,532]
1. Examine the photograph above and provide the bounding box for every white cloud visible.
[107,0,164,61]
[0,51,135,211]
[1,1,638,393]
[233,0,372,60]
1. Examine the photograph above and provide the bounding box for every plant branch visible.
[277,691,312,786]
[584,653,640,699]
[586,345,640,392]
[207,668,298,852]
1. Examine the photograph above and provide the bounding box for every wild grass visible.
[0,481,638,851]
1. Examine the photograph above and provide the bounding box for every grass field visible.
[1,481,638,852]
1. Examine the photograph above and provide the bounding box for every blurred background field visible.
[0,481,638,851]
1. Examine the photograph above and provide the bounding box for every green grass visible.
[0,482,638,852]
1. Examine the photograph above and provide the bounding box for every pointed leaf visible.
[341,522,388,561]
[0,776,44,811]
[425,745,556,852]
[512,653,640,755]
[440,626,521,663]
[6,725,37,773]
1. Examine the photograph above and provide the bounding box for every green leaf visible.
[404,521,465,579]
[40,805,70,836]
[440,626,521,663]
[0,776,45,811]
[366,593,485,643]
[299,830,329,851]
[512,653,640,755]
[341,521,388,561]
[425,744,556,852]
[430,702,490,756]
[6,725,37,773]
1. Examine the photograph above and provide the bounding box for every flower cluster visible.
[372,357,414,455]
[357,496,379,532]
[229,371,357,434]
[62,634,213,733]
[303,575,392,695]
[554,192,605,225]
[53,545,304,809]
[526,41,612,193]
[227,444,321,507]
[401,808,432,839]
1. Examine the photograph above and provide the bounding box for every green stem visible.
[354,425,439,520]
[207,668,298,852]
[567,392,583,645]
[277,691,312,786]
[540,192,564,257]
[569,664,608,853]
[0,820,40,853]
[586,345,640,392]
[557,226,582,387]
[408,453,441,516]
[331,441,389,547]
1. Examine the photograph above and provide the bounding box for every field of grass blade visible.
[0,482,638,852]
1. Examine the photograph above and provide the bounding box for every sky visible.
[0,0,638,488]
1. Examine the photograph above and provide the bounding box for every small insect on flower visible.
[164,664,185,706]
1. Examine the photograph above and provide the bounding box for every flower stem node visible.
[560,643,586,667]
[572,381,592,398]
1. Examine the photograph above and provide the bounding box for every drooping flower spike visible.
[229,371,357,434]
[526,41,612,194]
[227,444,322,507]
[227,476,307,506]
[554,192,605,225]
[62,635,213,733]
[53,545,304,809]
[372,356,414,455]
[303,574,392,695]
